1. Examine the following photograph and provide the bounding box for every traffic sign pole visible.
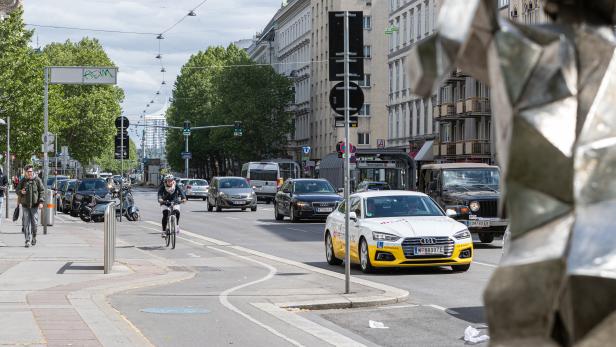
[184,133,189,178]
[343,11,351,294]
[43,67,49,235]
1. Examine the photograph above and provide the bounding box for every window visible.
[359,104,371,116]
[402,14,407,44]
[363,15,372,30]
[409,9,414,42]
[358,132,370,145]
[425,0,430,34]
[417,5,422,39]
[363,45,372,58]
[359,73,371,87]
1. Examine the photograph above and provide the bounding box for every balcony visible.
[439,142,457,156]
[465,140,491,156]
[440,103,455,117]
[465,97,491,115]
[456,100,465,114]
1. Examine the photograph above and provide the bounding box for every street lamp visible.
[0,117,10,219]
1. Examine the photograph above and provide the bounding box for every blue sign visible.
[302,146,311,154]
[181,152,192,159]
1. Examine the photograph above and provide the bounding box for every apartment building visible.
[143,109,168,160]
[309,0,388,160]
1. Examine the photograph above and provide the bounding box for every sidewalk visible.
[0,216,408,346]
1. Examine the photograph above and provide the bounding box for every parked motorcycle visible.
[117,186,139,221]
[79,193,113,223]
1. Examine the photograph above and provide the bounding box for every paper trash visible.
[464,326,489,344]
[368,320,389,329]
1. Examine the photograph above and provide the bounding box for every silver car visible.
[185,179,209,200]
[207,177,257,212]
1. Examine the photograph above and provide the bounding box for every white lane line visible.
[225,217,240,220]
[474,261,498,268]
[187,252,201,258]
[253,303,364,347]
[209,246,304,347]
[380,304,419,310]
[145,220,230,246]
[287,227,309,233]
[177,236,205,247]
[426,304,447,312]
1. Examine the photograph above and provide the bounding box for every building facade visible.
[143,109,168,160]
[310,0,389,160]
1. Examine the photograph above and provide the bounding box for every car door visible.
[276,181,290,214]
[331,200,347,257]
[282,181,293,215]
[349,197,362,262]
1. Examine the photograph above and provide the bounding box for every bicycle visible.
[162,201,180,249]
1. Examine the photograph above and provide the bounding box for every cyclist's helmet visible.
[164,174,174,181]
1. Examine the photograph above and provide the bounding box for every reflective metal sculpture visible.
[408,1,616,345]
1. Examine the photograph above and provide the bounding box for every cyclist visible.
[158,174,186,237]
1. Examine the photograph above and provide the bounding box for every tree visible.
[167,45,294,176]
[0,7,47,164]
[44,38,124,165]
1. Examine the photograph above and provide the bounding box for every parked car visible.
[55,179,70,211]
[418,163,508,244]
[241,162,282,203]
[324,191,473,273]
[70,178,111,217]
[185,179,209,200]
[47,175,69,188]
[355,181,392,192]
[274,178,343,222]
[61,179,78,214]
[207,177,257,212]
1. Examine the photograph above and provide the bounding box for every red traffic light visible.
[336,141,357,154]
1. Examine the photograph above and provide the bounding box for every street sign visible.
[335,117,358,128]
[377,139,385,148]
[329,11,364,81]
[42,133,55,146]
[329,82,364,116]
[302,146,311,154]
[49,67,118,85]
[183,129,191,136]
[115,116,130,128]
[181,151,192,159]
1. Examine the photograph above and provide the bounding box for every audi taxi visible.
[324,191,473,273]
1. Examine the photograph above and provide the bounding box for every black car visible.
[70,179,110,217]
[274,179,342,222]
[355,181,391,192]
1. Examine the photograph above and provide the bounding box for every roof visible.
[288,178,328,182]
[420,163,498,170]
[351,190,428,198]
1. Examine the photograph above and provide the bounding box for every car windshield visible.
[365,195,444,218]
[78,180,107,191]
[442,169,500,191]
[250,169,278,181]
[294,180,335,194]
[220,178,249,189]
[191,180,208,186]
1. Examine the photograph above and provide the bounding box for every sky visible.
[22,0,281,146]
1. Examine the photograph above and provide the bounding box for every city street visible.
[111,187,501,346]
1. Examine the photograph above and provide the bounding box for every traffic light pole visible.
[343,11,351,294]
[184,133,189,178]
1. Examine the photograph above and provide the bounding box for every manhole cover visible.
[140,307,210,314]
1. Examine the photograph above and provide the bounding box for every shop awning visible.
[414,140,434,162]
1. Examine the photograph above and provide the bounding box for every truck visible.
[418,163,508,243]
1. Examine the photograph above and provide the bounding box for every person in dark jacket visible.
[16,165,45,247]
[0,168,8,228]
[157,174,186,236]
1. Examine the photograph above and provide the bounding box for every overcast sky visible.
[22,0,280,145]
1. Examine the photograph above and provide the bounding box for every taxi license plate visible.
[316,207,333,213]
[469,220,490,228]
[414,246,444,255]
[232,200,245,205]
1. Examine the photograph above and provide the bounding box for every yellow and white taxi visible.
[324,191,473,273]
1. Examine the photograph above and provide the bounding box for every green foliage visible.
[167,45,294,175]
[0,7,47,161]
[44,38,124,165]
[94,139,139,173]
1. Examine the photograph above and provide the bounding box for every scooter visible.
[79,194,113,223]
[117,186,139,221]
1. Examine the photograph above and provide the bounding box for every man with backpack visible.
[16,165,45,248]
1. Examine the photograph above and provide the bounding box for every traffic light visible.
[183,120,191,136]
[115,116,130,159]
[234,121,243,137]
[329,11,364,81]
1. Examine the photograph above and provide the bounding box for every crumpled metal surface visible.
[408,0,616,345]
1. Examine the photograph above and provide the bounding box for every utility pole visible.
[43,67,49,235]
[343,11,351,294]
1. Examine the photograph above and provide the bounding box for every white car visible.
[324,191,473,273]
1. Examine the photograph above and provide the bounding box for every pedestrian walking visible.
[0,168,7,227]
[16,165,45,248]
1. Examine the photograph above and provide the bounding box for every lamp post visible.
[0,117,10,219]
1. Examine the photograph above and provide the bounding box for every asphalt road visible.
[123,187,500,346]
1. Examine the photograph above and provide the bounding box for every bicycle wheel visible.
[165,225,171,247]
[169,215,177,249]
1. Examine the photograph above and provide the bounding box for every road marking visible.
[427,304,447,312]
[187,252,201,258]
[380,304,419,310]
[287,227,308,233]
[177,236,205,247]
[474,261,498,268]
[145,220,230,246]
[253,303,365,347]
[225,217,240,220]
[210,246,304,347]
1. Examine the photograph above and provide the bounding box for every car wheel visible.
[251,205,257,212]
[274,203,283,220]
[215,199,222,212]
[325,232,343,265]
[452,264,471,272]
[359,238,375,273]
[290,206,300,222]
[479,233,494,244]
[203,197,207,201]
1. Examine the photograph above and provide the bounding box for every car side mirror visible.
[446,209,458,218]
[349,211,358,222]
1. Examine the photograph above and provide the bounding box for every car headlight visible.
[469,201,480,212]
[372,231,400,242]
[454,229,472,240]
[295,201,310,208]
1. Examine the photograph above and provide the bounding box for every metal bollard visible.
[42,188,55,226]
[104,202,116,274]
